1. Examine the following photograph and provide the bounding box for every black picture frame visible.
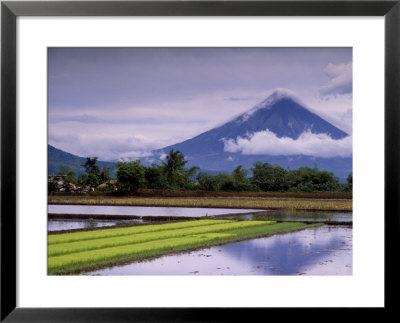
[1,0,399,321]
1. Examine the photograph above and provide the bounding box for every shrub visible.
[116,161,146,191]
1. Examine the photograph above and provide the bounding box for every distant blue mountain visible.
[48,144,117,177]
[152,89,352,181]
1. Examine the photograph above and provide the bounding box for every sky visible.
[48,47,352,161]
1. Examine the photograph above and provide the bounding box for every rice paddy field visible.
[48,195,352,211]
[48,219,321,275]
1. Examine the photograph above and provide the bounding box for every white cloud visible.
[48,131,156,161]
[319,62,352,98]
[222,130,352,158]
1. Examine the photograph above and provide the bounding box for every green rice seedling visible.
[48,220,276,256]
[48,232,233,275]
[48,221,320,275]
[48,219,231,245]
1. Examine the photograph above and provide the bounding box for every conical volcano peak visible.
[267,88,298,100]
[239,88,304,123]
[254,88,302,110]
[223,87,348,140]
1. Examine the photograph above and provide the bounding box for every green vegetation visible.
[49,219,230,245]
[58,166,77,184]
[50,156,116,193]
[251,162,287,191]
[48,219,320,275]
[116,161,146,191]
[161,149,187,185]
[49,149,352,194]
[83,157,100,177]
[48,220,275,256]
[346,172,352,192]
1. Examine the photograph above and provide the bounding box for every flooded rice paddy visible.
[48,218,146,231]
[48,205,266,232]
[84,225,352,275]
[223,209,352,223]
[48,205,352,232]
[48,204,261,218]
[48,204,352,275]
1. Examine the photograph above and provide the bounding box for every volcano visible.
[152,89,352,181]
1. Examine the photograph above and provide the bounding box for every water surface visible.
[219,209,352,223]
[84,225,352,276]
[48,205,262,217]
[48,219,144,231]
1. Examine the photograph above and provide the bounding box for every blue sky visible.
[48,47,352,161]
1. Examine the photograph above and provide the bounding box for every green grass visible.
[48,219,321,275]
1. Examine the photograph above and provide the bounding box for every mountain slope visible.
[153,89,352,181]
[48,145,117,176]
[159,89,348,158]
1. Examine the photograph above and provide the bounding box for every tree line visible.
[50,149,352,193]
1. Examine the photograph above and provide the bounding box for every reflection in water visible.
[48,205,261,217]
[220,209,352,223]
[84,225,352,276]
[48,219,142,231]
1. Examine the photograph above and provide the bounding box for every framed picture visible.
[1,0,398,320]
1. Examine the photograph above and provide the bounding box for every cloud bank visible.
[49,132,156,161]
[222,130,352,158]
[319,62,352,98]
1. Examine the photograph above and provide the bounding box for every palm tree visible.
[186,166,200,181]
[82,157,100,176]
[161,149,188,184]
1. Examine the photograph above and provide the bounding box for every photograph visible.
[47,47,353,276]
[2,0,397,318]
